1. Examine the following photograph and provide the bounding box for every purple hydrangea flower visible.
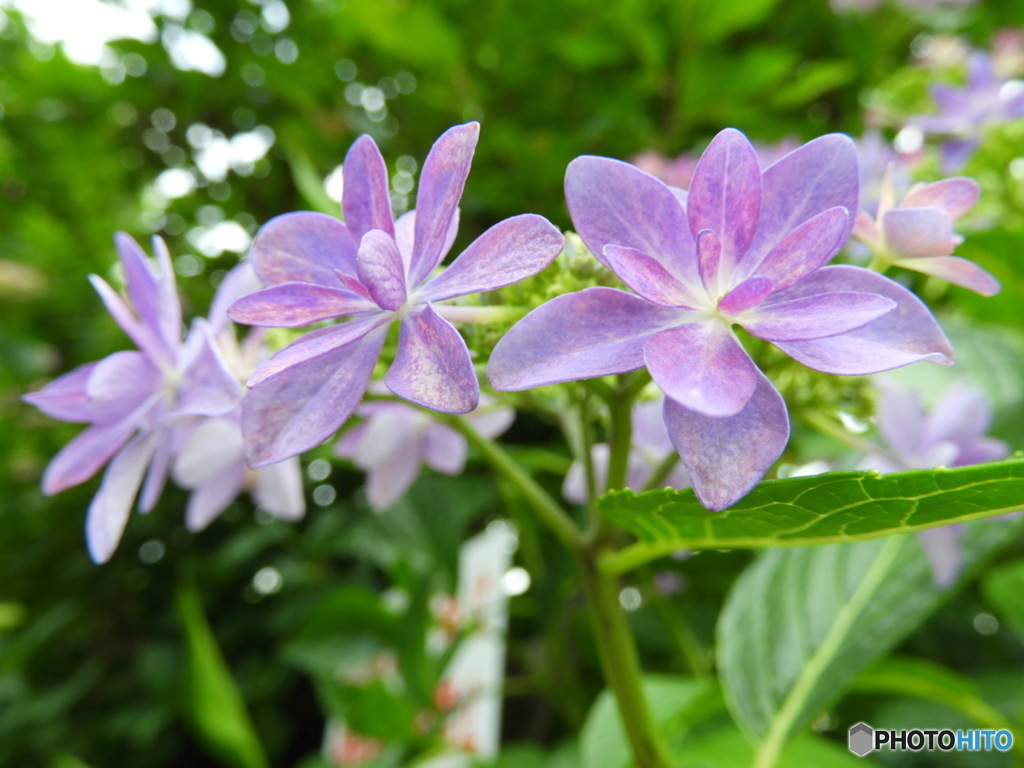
[852,166,997,295]
[910,51,1024,171]
[489,128,953,510]
[562,397,690,504]
[23,235,238,562]
[172,265,305,531]
[335,388,514,510]
[859,382,1009,586]
[228,122,564,467]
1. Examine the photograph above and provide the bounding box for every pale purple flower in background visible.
[910,51,1024,171]
[852,166,998,295]
[335,389,514,511]
[229,122,564,467]
[172,265,305,531]
[22,235,237,562]
[855,130,919,216]
[562,397,690,504]
[490,128,952,511]
[860,382,1010,586]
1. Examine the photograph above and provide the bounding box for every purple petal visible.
[424,424,468,474]
[916,526,963,588]
[343,135,394,240]
[114,233,165,350]
[749,207,849,293]
[394,209,460,276]
[242,323,389,466]
[565,156,700,287]
[892,255,1000,297]
[488,287,690,390]
[744,134,858,273]
[644,322,757,417]
[876,383,925,459]
[386,303,479,413]
[664,371,790,511]
[922,384,990,448]
[696,229,721,295]
[882,208,958,258]
[178,322,243,416]
[175,417,245,486]
[247,316,390,388]
[470,402,515,439]
[955,437,1010,467]
[87,351,160,405]
[88,275,168,367]
[186,465,246,532]
[208,263,263,334]
[417,214,564,302]
[409,122,479,286]
[23,362,100,423]
[150,236,183,352]
[138,428,173,513]
[357,229,407,310]
[601,245,697,307]
[349,409,424,510]
[718,276,773,315]
[251,212,359,286]
[42,418,139,494]
[741,292,896,342]
[252,458,306,521]
[686,129,761,276]
[229,282,376,327]
[770,266,953,374]
[901,178,979,219]
[86,430,161,563]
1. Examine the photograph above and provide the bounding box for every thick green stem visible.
[606,388,634,495]
[447,415,580,552]
[577,545,675,768]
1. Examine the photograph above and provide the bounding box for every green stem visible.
[579,391,600,516]
[577,545,675,768]
[801,409,882,457]
[606,388,634,494]
[447,415,580,552]
[751,536,907,768]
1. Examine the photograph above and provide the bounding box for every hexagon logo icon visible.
[848,722,874,757]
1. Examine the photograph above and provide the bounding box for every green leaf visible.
[851,657,1014,732]
[599,460,1024,574]
[579,675,722,768]
[678,725,876,768]
[176,584,269,768]
[716,518,1019,767]
[693,0,784,41]
[982,559,1024,642]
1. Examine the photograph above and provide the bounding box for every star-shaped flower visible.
[335,389,514,511]
[229,122,564,466]
[489,128,953,510]
[859,382,1009,586]
[853,166,997,295]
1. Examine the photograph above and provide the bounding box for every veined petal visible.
[89,275,169,367]
[748,207,849,293]
[86,429,162,563]
[744,134,858,273]
[901,177,979,218]
[893,255,1000,296]
[644,322,758,417]
[882,208,958,258]
[417,214,563,302]
[178,321,244,416]
[488,287,691,390]
[740,292,896,342]
[718,276,773,316]
[247,315,390,388]
[386,303,479,413]
[229,281,376,327]
[186,465,246,532]
[394,209,460,277]
[42,417,139,494]
[686,128,761,276]
[242,323,389,467]
[664,370,790,511]
[343,135,394,240]
[602,245,697,307]
[696,229,721,296]
[252,458,306,521]
[251,212,359,286]
[358,229,407,310]
[23,362,101,423]
[565,156,700,287]
[770,265,953,374]
[410,122,479,286]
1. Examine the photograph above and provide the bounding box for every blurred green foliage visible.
[2,1,1024,767]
